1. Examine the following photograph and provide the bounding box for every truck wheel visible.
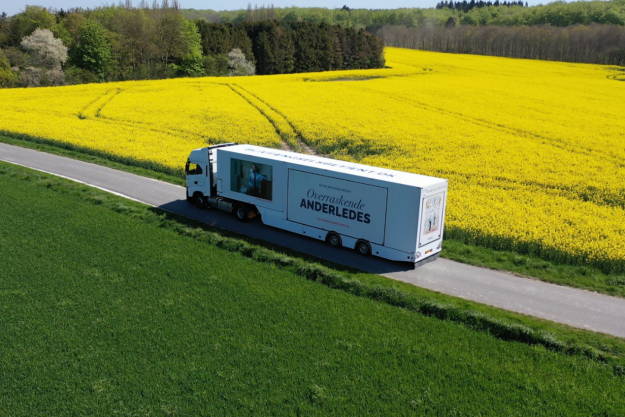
[234,204,249,222]
[194,193,206,209]
[326,232,342,248]
[355,240,372,257]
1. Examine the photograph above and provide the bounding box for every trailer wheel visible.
[193,193,206,209]
[234,204,249,222]
[355,240,372,257]
[326,232,342,248]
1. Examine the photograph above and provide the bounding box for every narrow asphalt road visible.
[2,142,625,338]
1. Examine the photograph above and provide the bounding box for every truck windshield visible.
[185,162,203,175]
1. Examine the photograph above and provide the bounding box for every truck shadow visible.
[154,200,416,275]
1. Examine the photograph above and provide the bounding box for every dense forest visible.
[0,4,384,88]
[183,1,625,28]
[376,23,625,65]
[183,1,625,65]
[196,20,384,76]
[435,1,528,12]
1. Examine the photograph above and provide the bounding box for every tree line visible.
[181,1,625,28]
[0,3,384,88]
[183,2,625,66]
[196,20,384,76]
[0,3,207,87]
[376,23,625,66]
[435,1,527,13]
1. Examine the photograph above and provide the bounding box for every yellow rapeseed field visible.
[1,47,623,272]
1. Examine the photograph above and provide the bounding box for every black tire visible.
[234,204,249,222]
[326,232,342,248]
[355,240,372,257]
[194,193,205,209]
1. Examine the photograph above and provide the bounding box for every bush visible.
[227,48,255,76]
[63,65,99,85]
[0,49,19,87]
[203,54,228,76]
[20,66,65,87]
[20,28,67,70]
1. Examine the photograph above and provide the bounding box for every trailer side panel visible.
[286,169,389,245]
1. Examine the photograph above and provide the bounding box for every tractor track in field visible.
[75,82,317,156]
[228,84,315,155]
[226,84,293,151]
[75,87,223,144]
[78,88,125,120]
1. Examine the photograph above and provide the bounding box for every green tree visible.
[174,19,204,77]
[282,10,299,22]
[155,10,189,70]
[9,6,57,46]
[0,12,10,47]
[0,48,19,87]
[2,47,29,69]
[56,12,86,49]
[0,48,10,69]
[445,16,458,28]
[109,8,157,80]
[74,20,112,82]
[203,53,228,76]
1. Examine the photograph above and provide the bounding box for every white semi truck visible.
[186,143,448,266]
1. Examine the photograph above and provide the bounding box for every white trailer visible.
[185,143,448,266]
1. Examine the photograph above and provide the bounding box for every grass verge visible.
[0,132,184,186]
[1,133,624,298]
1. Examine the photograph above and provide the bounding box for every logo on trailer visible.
[299,188,371,224]
[287,169,388,245]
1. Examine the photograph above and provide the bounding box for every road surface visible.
[2,142,624,338]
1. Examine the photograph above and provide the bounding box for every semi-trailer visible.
[186,143,448,266]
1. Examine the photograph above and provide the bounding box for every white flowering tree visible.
[227,48,255,77]
[20,28,68,86]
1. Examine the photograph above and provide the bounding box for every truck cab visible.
[185,143,237,208]
[185,148,210,207]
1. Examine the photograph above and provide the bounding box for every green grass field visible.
[1,163,625,416]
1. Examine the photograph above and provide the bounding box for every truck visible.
[185,143,448,267]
